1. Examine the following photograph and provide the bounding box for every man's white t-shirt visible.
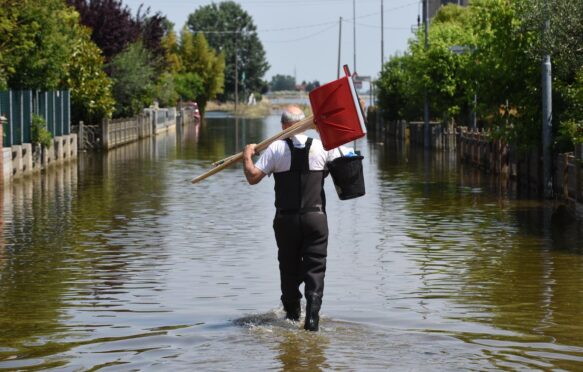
[255,134,343,176]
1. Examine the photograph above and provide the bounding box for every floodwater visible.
[2,114,583,371]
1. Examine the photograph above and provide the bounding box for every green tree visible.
[0,0,114,125]
[0,1,15,90]
[377,1,545,148]
[270,74,296,91]
[107,42,155,118]
[179,29,225,113]
[64,24,115,124]
[516,0,583,151]
[153,72,179,107]
[469,0,540,145]
[174,72,204,102]
[161,19,181,74]
[516,0,583,83]
[305,80,320,92]
[186,1,269,99]
[0,0,75,90]
[377,55,418,121]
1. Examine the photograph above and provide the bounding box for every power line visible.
[262,23,338,43]
[346,1,418,21]
[191,1,416,35]
[235,0,392,4]
[354,22,410,30]
[189,1,417,42]
[261,21,338,32]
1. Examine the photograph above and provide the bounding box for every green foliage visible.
[1,0,75,90]
[31,114,53,149]
[305,80,320,92]
[0,2,12,90]
[516,0,583,82]
[161,21,182,74]
[270,74,296,91]
[377,55,418,121]
[154,72,179,107]
[186,1,269,99]
[470,0,540,145]
[555,68,583,151]
[556,120,583,152]
[107,42,155,118]
[174,72,204,102]
[179,29,225,113]
[0,0,114,125]
[64,24,115,124]
[516,0,583,151]
[376,0,565,150]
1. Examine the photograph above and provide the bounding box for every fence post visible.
[78,121,84,152]
[0,114,4,184]
[102,119,109,150]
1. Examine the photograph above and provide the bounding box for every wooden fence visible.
[72,108,196,151]
[379,118,583,211]
[102,114,150,150]
[555,148,583,212]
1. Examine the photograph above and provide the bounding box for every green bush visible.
[556,119,583,152]
[31,114,53,149]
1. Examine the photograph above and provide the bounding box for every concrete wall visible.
[101,108,178,151]
[2,134,78,181]
[2,148,12,181]
[380,118,583,214]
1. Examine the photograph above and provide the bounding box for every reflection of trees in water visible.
[371,140,583,353]
[179,117,267,162]
[0,136,173,363]
[0,165,79,359]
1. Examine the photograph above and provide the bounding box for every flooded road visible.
[1,114,583,370]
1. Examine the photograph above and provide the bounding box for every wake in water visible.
[233,307,303,331]
[233,306,335,333]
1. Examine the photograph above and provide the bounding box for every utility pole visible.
[381,0,384,70]
[542,0,553,198]
[423,0,430,148]
[353,0,356,73]
[234,52,238,113]
[337,17,342,79]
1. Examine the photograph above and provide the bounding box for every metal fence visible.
[0,90,71,147]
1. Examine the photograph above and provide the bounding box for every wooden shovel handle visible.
[191,116,315,184]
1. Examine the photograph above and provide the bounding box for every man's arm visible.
[243,144,266,185]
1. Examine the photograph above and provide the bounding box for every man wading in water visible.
[243,105,340,331]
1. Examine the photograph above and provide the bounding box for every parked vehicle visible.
[183,101,201,122]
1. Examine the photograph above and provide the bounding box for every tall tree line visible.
[0,0,235,123]
[376,0,583,151]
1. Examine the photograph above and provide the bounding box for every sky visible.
[123,0,421,85]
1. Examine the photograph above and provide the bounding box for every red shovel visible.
[190,65,367,184]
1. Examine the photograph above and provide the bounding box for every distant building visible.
[428,0,469,19]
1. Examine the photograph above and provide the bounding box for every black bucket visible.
[327,152,365,200]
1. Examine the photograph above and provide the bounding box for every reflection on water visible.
[1,117,583,370]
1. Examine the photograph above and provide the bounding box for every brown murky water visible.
[1,114,583,370]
